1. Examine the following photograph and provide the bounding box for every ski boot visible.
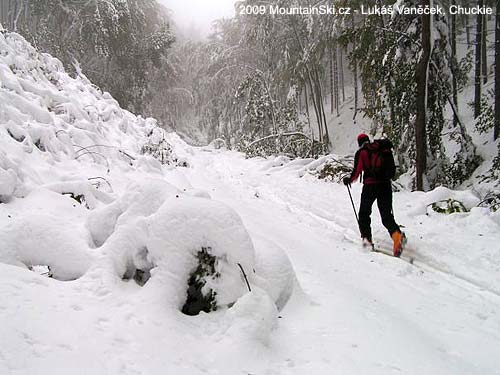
[391,231,406,257]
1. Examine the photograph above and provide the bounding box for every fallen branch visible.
[237,263,252,292]
[246,131,312,150]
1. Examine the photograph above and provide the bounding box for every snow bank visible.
[86,177,263,313]
[0,189,96,280]
[0,30,289,358]
[0,30,182,197]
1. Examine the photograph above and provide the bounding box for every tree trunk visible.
[451,0,459,127]
[304,83,311,128]
[307,76,323,144]
[482,12,488,84]
[475,0,484,119]
[495,0,500,140]
[298,87,302,110]
[352,15,359,117]
[315,68,330,147]
[333,41,339,116]
[415,0,431,191]
[330,46,334,114]
[0,0,5,27]
[466,13,471,47]
[339,46,345,102]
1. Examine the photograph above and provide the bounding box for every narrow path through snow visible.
[178,148,500,375]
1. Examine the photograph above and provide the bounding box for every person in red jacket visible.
[343,134,404,256]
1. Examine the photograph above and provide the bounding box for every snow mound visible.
[406,186,481,216]
[86,177,261,311]
[0,30,290,354]
[0,189,96,280]
[87,179,180,246]
[143,195,257,308]
[252,234,296,311]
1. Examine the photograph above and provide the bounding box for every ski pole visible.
[346,185,359,225]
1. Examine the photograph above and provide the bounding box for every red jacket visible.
[349,146,378,185]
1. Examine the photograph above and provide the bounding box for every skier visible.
[343,133,405,256]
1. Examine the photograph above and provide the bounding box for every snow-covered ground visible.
[0,30,291,374]
[179,147,500,374]
[2,30,500,375]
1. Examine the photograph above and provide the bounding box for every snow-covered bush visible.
[300,154,353,183]
[478,144,500,187]
[239,132,318,159]
[317,160,352,183]
[90,184,272,314]
[87,176,293,315]
[141,127,188,166]
[141,128,176,164]
[429,199,468,215]
[477,191,500,212]
[182,247,221,315]
[142,195,258,311]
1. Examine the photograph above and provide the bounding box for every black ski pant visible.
[358,182,400,241]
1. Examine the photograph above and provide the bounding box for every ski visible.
[344,232,415,264]
[370,245,415,264]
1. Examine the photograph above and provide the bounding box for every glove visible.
[343,177,351,186]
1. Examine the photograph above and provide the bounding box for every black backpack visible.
[364,139,396,181]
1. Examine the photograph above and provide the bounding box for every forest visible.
[1,0,499,191]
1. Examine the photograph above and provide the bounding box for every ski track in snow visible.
[178,148,500,375]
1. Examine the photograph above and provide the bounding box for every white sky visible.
[159,0,237,36]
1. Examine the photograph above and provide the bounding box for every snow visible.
[1,29,500,375]
[0,188,96,280]
[0,30,293,374]
[0,166,17,198]
[180,148,500,374]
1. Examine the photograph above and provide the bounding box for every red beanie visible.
[357,133,369,146]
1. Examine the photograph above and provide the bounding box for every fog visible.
[159,0,236,37]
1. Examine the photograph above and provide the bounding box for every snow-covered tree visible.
[340,0,478,189]
[4,0,175,127]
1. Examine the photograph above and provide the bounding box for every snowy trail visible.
[179,148,500,375]
[186,149,500,297]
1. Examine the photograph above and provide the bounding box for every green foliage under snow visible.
[182,247,220,316]
[430,199,468,215]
